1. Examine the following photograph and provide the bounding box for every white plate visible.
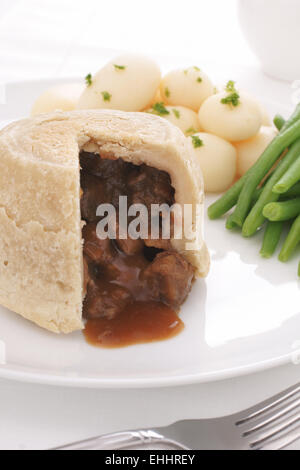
[0,76,299,389]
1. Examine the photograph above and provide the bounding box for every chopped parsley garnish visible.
[184,67,202,81]
[152,102,170,116]
[113,64,126,70]
[221,92,240,107]
[190,135,204,149]
[101,91,112,102]
[186,127,197,135]
[225,80,237,93]
[85,73,93,87]
[172,108,180,119]
[165,87,170,98]
[220,80,240,107]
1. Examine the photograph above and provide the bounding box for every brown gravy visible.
[84,301,184,348]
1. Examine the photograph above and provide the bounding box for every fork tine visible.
[258,424,300,451]
[236,383,300,426]
[250,413,300,450]
[242,397,300,437]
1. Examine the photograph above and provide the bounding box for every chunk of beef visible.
[127,165,175,210]
[80,155,129,216]
[80,173,107,222]
[143,237,172,251]
[80,152,129,178]
[93,158,128,207]
[114,218,144,255]
[83,281,132,320]
[83,223,116,265]
[80,152,104,175]
[142,252,194,309]
[115,237,144,255]
[97,157,128,180]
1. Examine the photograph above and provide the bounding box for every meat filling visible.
[81,151,194,321]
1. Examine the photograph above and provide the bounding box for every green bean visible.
[280,103,300,132]
[226,187,264,230]
[284,181,300,197]
[209,164,275,222]
[241,136,300,236]
[207,156,271,221]
[246,181,300,228]
[226,213,239,230]
[273,155,300,194]
[273,114,286,131]
[252,186,263,202]
[225,172,296,231]
[260,221,284,258]
[252,186,266,204]
[207,177,246,220]
[263,198,300,221]
[207,103,300,220]
[279,214,300,262]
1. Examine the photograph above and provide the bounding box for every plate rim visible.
[0,75,296,389]
[0,351,291,389]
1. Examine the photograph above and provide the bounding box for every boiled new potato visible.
[238,88,271,126]
[77,54,161,112]
[190,132,237,193]
[198,91,262,142]
[149,88,164,107]
[31,83,84,116]
[145,105,201,135]
[235,126,277,176]
[160,67,214,111]
[240,89,271,126]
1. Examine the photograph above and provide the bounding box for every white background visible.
[0,0,299,451]
[0,0,258,82]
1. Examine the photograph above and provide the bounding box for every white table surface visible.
[0,0,299,450]
[0,363,299,450]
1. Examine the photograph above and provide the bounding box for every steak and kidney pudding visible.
[0,109,209,342]
[81,151,195,347]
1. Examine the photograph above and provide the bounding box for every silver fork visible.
[236,382,300,450]
[53,383,300,450]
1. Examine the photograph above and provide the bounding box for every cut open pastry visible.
[0,110,210,334]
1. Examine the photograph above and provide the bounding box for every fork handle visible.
[53,430,188,451]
